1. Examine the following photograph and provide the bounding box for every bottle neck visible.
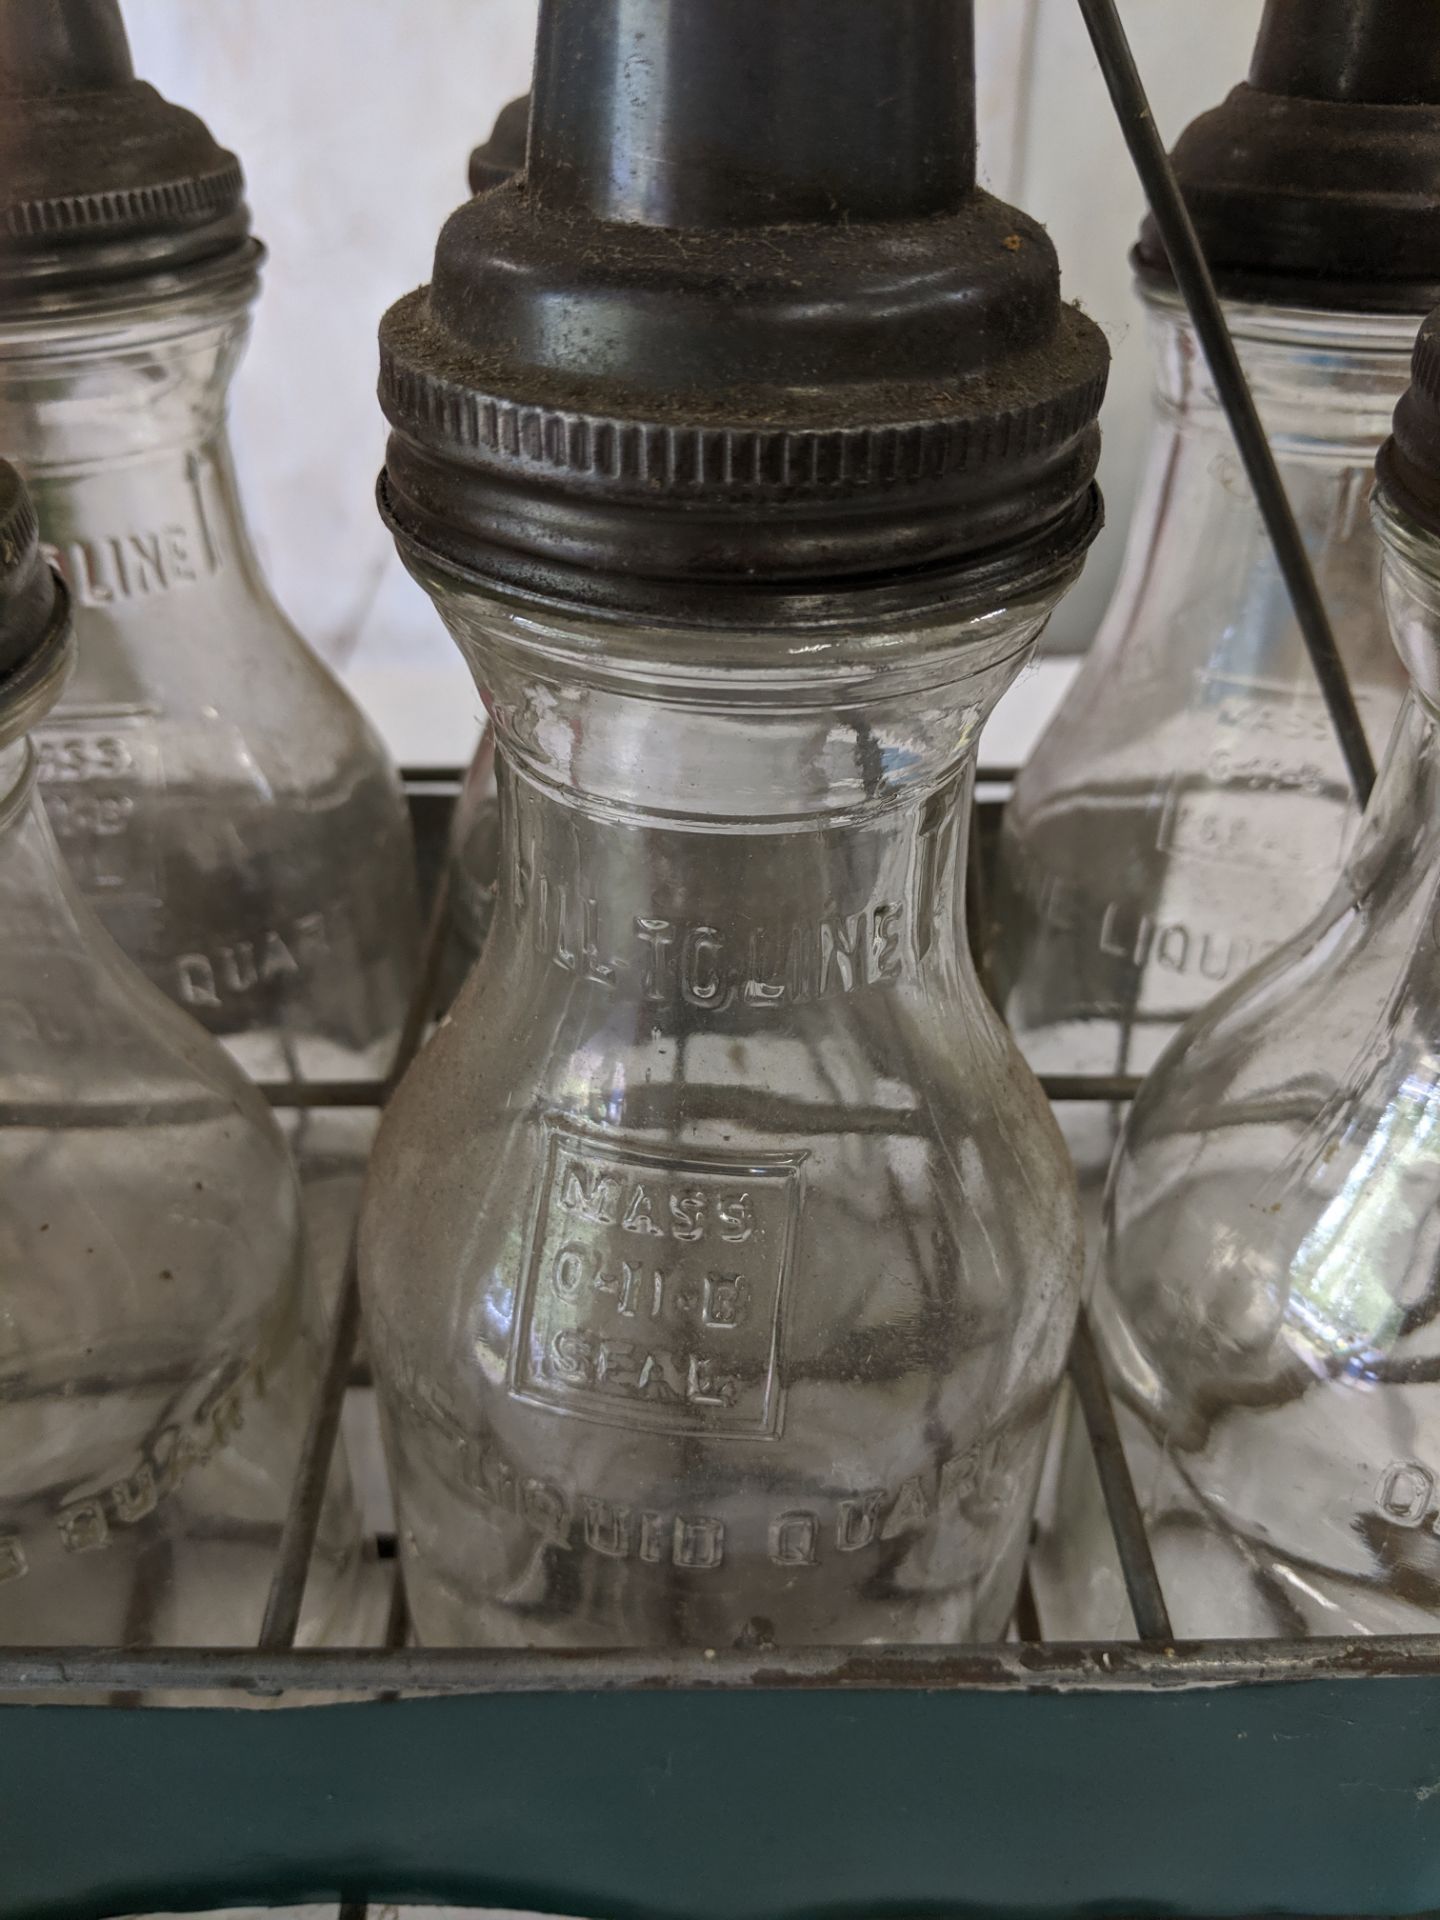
[427,576,1063,1006]
[0,285,266,616]
[1145,288,1417,454]
[493,755,971,1010]
[1096,290,1421,698]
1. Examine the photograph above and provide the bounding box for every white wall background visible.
[122,0,1265,759]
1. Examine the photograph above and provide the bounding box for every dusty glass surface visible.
[0,263,421,1299]
[0,707,371,1649]
[1032,493,1440,1639]
[990,294,1413,1195]
[438,723,499,1003]
[362,574,1084,1649]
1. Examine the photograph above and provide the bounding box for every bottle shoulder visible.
[1011,442,1404,811]
[52,596,404,791]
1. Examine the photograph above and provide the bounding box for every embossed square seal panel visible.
[512,1119,803,1440]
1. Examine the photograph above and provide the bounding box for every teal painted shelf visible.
[5,1655,1440,1919]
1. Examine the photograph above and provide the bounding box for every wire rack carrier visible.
[5,5,1440,1917]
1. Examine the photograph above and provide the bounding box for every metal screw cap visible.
[1135,0,1440,312]
[0,0,252,298]
[380,0,1109,627]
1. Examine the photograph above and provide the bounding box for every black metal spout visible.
[1251,0,1440,105]
[469,95,530,196]
[0,0,132,97]
[527,0,976,228]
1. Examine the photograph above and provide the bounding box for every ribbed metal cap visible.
[0,459,66,693]
[1377,309,1440,536]
[468,95,529,196]
[380,0,1109,626]
[1135,0,1440,312]
[0,0,252,297]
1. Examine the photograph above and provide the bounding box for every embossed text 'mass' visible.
[511,1119,805,1438]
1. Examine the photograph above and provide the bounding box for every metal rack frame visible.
[5,5,1440,1915]
[10,780,1440,1920]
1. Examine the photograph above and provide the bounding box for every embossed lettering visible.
[836,1490,886,1551]
[580,898,616,986]
[686,1354,738,1406]
[395,1373,1029,1581]
[743,926,789,1005]
[560,1160,621,1226]
[526,877,622,982]
[597,1340,640,1390]
[514,1121,802,1438]
[110,1461,159,1525]
[223,941,259,994]
[681,926,729,1009]
[44,516,218,607]
[58,1499,109,1554]
[261,931,301,981]
[621,1185,662,1236]
[178,954,221,1009]
[1156,924,1190,975]
[634,1350,685,1400]
[1376,1459,1437,1527]
[583,1497,634,1558]
[549,1328,592,1384]
[636,917,675,1000]
[35,715,164,905]
[552,1247,584,1300]
[716,1193,754,1243]
[769,1510,819,1566]
[867,903,904,985]
[819,914,859,996]
[881,1475,933,1539]
[937,1447,983,1508]
[672,1515,725,1569]
[174,911,332,1010]
[702,1273,748,1327]
[521,1478,569,1543]
[1198,933,1238,982]
[669,1190,705,1241]
[636,903,907,1012]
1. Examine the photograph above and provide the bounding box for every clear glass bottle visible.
[366,582,1085,1647]
[1031,309,1440,1640]
[990,0,1440,1194]
[0,8,421,1295]
[993,296,1411,1094]
[364,0,1110,1647]
[0,460,370,1648]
